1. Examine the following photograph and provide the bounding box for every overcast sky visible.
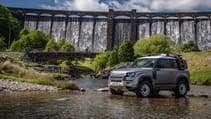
[1,0,211,12]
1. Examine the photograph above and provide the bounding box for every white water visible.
[37,16,51,34]
[24,15,37,30]
[138,20,150,40]
[113,19,131,47]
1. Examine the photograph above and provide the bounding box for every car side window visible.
[157,58,178,69]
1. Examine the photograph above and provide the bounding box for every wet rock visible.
[97,87,109,92]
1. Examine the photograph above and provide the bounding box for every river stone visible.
[80,88,86,92]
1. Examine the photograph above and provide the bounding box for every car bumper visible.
[108,80,137,91]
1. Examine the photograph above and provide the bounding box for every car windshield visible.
[130,58,157,68]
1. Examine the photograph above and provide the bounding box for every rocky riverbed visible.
[0,79,58,92]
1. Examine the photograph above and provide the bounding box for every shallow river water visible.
[0,79,211,119]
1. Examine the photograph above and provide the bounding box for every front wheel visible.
[174,80,188,97]
[136,81,153,97]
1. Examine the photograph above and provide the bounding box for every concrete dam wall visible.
[9,7,211,52]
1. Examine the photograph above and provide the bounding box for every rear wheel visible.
[136,81,153,97]
[174,80,188,97]
[110,88,124,95]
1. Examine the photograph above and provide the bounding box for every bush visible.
[0,37,6,51]
[182,40,200,52]
[118,40,134,62]
[10,29,51,51]
[106,49,119,67]
[60,43,75,51]
[134,35,176,56]
[93,52,110,72]
[45,40,59,51]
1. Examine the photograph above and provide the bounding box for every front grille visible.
[110,80,122,82]
[110,76,124,82]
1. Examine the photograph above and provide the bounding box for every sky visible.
[1,0,211,12]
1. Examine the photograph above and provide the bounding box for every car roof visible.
[136,55,176,59]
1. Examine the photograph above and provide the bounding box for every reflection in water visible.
[0,80,210,119]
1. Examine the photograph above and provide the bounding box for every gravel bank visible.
[0,79,58,92]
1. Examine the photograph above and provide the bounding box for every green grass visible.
[181,51,211,85]
[72,60,95,70]
[190,68,211,85]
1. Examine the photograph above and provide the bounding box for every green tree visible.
[10,29,51,51]
[0,4,19,47]
[181,40,200,52]
[134,35,176,56]
[118,40,134,62]
[0,37,6,51]
[93,52,110,72]
[106,49,119,67]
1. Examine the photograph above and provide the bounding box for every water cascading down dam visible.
[9,7,211,52]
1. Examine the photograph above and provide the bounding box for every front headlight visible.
[126,72,136,77]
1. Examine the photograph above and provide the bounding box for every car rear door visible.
[154,58,178,89]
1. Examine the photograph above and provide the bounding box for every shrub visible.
[106,49,119,67]
[93,52,110,72]
[181,40,200,52]
[60,43,75,51]
[0,37,6,51]
[57,38,65,49]
[45,40,59,51]
[134,35,176,56]
[118,40,134,62]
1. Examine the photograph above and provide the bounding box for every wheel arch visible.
[138,76,153,88]
[176,76,190,91]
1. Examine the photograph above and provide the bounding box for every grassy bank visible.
[0,60,79,90]
[182,51,211,85]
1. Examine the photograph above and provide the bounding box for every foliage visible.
[45,38,75,52]
[134,35,176,56]
[93,51,110,72]
[10,29,51,51]
[45,40,59,51]
[0,4,19,47]
[0,37,6,51]
[60,43,75,51]
[181,40,200,52]
[58,60,72,73]
[57,38,65,48]
[106,49,119,67]
[118,40,134,62]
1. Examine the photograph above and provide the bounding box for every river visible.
[0,79,211,119]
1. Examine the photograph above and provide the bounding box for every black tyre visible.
[174,80,188,97]
[110,88,124,95]
[136,81,153,97]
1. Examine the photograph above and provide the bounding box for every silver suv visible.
[108,54,190,97]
